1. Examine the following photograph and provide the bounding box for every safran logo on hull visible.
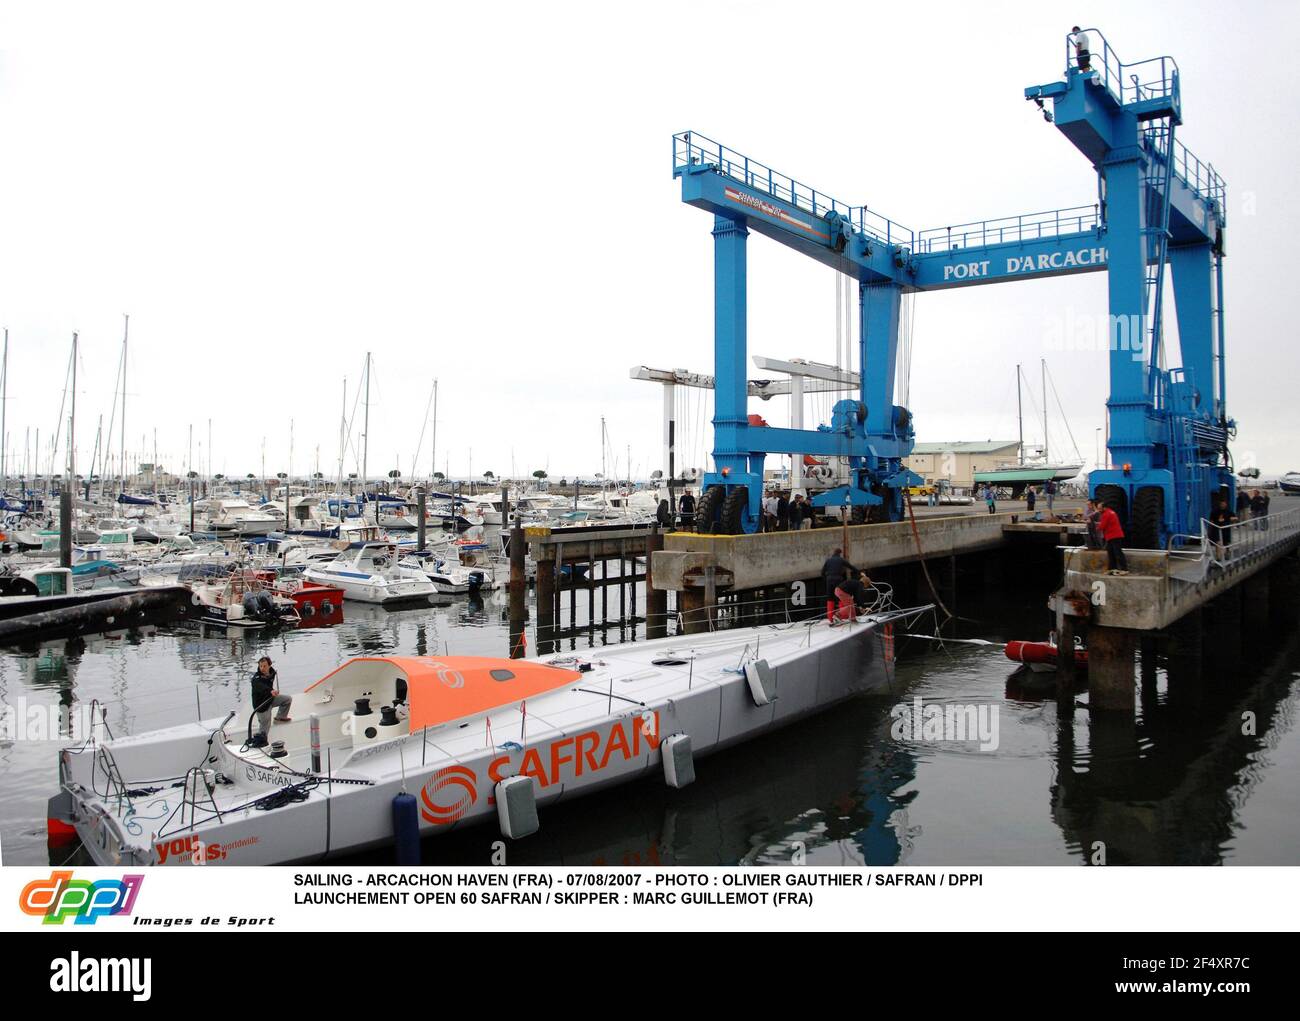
[420,765,478,824]
[418,714,663,826]
[19,870,144,925]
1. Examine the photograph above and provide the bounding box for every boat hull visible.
[53,613,917,865]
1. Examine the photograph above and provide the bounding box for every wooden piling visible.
[416,485,427,553]
[535,558,555,655]
[1055,612,1076,711]
[679,588,707,634]
[59,487,72,569]
[1088,625,1137,713]
[646,525,667,639]
[508,524,526,659]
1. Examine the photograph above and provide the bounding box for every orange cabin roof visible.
[305,656,583,730]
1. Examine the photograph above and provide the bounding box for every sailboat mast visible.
[336,377,346,503]
[1041,358,1048,463]
[69,332,78,483]
[1016,364,1023,465]
[431,378,438,484]
[1,327,7,490]
[363,353,372,522]
[120,314,128,494]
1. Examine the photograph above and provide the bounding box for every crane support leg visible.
[1100,152,1153,475]
[862,282,903,437]
[701,214,761,532]
[1168,242,1216,417]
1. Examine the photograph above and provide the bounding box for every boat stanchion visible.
[309,713,321,774]
[495,775,539,839]
[661,733,695,788]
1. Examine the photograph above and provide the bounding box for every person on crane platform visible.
[1250,489,1269,532]
[1209,495,1236,562]
[1090,498,1128,575]
[678,490,695,531]
[1070,27,1092,71]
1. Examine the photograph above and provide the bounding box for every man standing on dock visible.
[678,490,695,531]
[1091,498,1128,575]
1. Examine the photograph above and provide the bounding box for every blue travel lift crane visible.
[675,28,1229,546]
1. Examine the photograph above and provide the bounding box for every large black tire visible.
[694,484,724,534]
[850,504,867,525]
[719,485,748,535]
[1129,486,1164,549]
[1094,483,1128,526]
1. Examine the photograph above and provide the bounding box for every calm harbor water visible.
[2,557,1297,867]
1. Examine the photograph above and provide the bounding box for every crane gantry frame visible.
[674,27,1229,545]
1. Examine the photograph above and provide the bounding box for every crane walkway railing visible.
[1166,503,1300,583]
[674,130,1106,256]
[1143,125,1227,213]
[1064,28,1179,110]
[673,130,915,248]
[1067,29,1224,212]
[914,206,1101,254]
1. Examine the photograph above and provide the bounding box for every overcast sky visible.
[1,0,1296,484]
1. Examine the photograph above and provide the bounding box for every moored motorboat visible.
[303,541,438,606]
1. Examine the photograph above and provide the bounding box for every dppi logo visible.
[420,765,477,825]
[19,871,143,925]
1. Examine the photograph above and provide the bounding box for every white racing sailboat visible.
[50,604,929,865]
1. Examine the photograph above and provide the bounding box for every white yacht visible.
[303,542,438,606]
[204,498,279,537]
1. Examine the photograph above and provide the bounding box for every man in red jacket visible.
[1089,498,1128,575]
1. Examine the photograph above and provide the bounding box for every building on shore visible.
[904,441,1021,490]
